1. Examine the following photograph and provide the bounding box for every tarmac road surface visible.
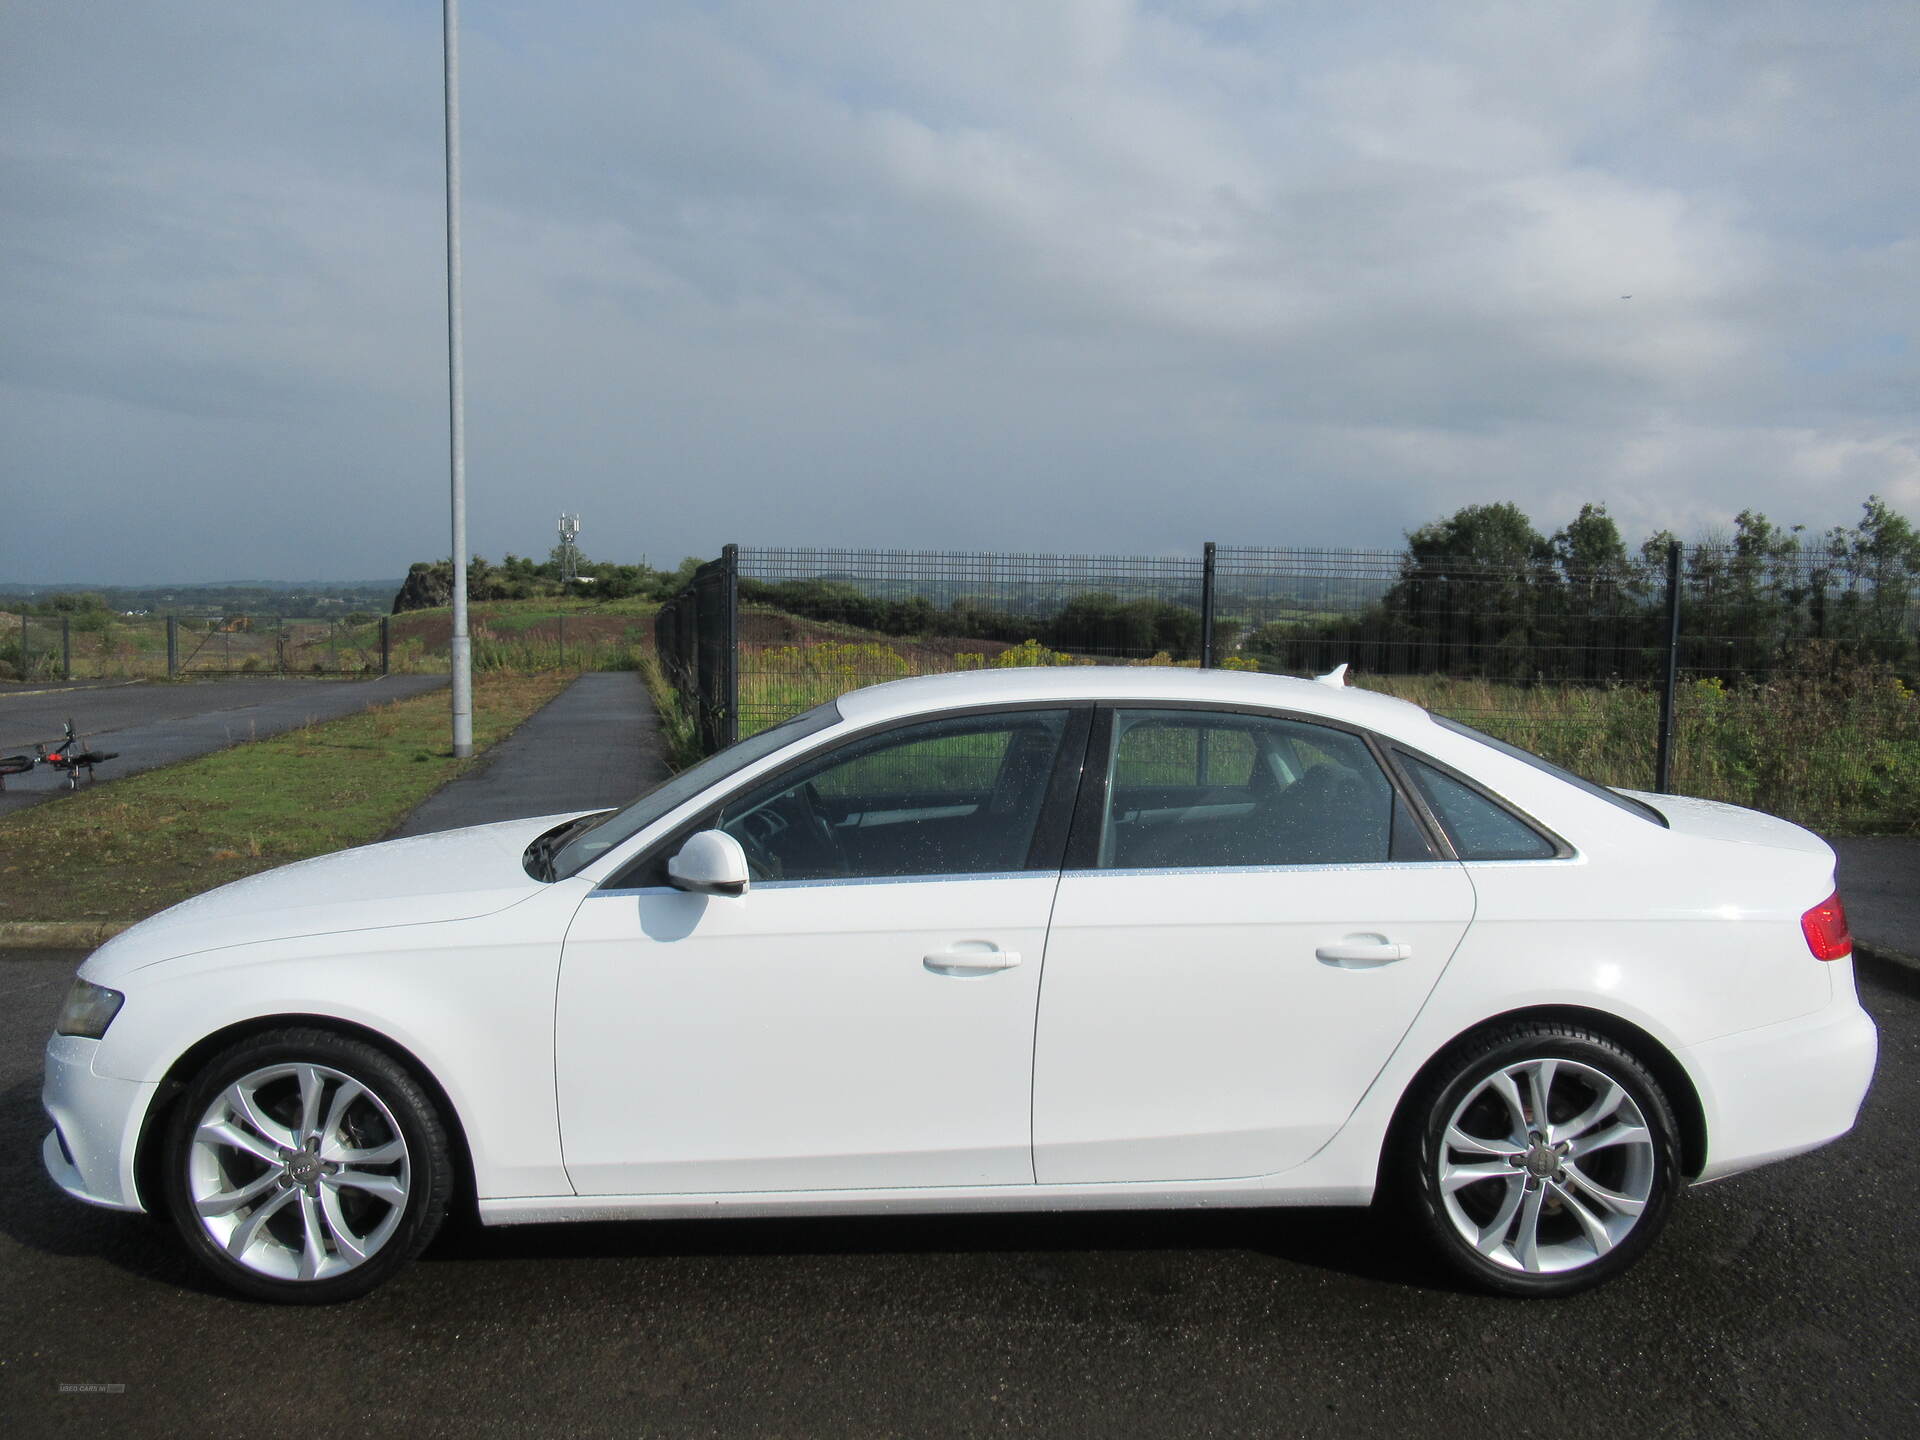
[2,948,1916,1438]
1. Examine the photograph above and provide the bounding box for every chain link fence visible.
[653,541,1919,831]
[3,613,392,681]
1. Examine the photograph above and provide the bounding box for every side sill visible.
[479,1179,1376,1228]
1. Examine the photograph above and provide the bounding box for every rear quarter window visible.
[1401,754,1560,861]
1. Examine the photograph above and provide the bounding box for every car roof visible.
[832,665,1436,734]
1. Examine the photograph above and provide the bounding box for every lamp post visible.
[443,0,472,755]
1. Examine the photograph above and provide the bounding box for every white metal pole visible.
[444,0,473,756]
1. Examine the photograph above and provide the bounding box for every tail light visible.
[1801,892,1852,961]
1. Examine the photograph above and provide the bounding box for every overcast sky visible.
[4,0,1916,584]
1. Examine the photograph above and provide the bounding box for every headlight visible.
[55,979,125,1039]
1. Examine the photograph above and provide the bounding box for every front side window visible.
[718,710,1073,882]
[1100,710,1429,869]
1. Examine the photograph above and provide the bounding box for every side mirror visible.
[666,830,750,897]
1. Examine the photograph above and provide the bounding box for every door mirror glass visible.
[667,830,751,896]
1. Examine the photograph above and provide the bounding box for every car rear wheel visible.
[1403,1022,1680,1297]
[161,1028,452,1303]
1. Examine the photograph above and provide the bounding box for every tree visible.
[44,591,108,614]
[1551,503,1631,580]
[1380,504,1555,677]
[1403,502,1552,575]
[1833,494,1920,656]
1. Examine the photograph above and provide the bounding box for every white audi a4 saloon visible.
[43,666,1877,1301]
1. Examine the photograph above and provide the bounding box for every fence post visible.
[380,617,391,675]
[558,614,567,669]
[167,616,178,677]
[721,543,740,748]
[62,615,72,680]
[18,612,27,680]
[1654,540,1683,794]
[1200,541,1217,668]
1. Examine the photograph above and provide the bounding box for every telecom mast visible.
[557,513,582,584]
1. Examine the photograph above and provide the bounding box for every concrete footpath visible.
[387,671,666,838]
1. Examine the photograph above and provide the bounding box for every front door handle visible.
[924,944,1022,975]
[1315,936,1413,968]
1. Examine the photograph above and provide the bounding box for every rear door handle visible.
[924,944,1022,975]
[1315,937,1413,968]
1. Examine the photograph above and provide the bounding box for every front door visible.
[557,706,1085,1196]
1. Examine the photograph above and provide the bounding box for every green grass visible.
[637,650,703,772]
[1365,672,1920,832]
[0,670,574,924]
[727,635,1919,834]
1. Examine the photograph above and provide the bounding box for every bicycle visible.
[0,718,119,791]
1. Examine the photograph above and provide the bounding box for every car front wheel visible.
[161,1027,452,1303]
[1403,1022,1680,1297]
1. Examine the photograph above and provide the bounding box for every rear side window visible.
[1401,756,1558,861]
[1100,710,1432,869]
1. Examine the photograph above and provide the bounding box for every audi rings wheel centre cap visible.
[1523,1146,1559,1179]
[286,1153,322,1185]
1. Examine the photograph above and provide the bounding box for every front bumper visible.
[42,1033,157,1212]
[1688,985,1879,1183]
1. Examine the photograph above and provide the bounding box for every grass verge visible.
[729,636,1918,834]
[636,651,702,771]
[0,670,573,926]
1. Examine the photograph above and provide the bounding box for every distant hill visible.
[0,579,403,594]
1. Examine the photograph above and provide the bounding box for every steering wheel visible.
[727,784,844,880]
[727,807,785,879]
[795,782,846,875]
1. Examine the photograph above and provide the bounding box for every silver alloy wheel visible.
[1436,1057,1656,1275]
[186,1062,412,1283]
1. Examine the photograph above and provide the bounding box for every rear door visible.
[1032,706,1475,1184]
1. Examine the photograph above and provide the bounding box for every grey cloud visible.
[2,0,1916,584]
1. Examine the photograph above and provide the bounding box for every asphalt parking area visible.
[0,676,447,814]
[2,951,1915,1438]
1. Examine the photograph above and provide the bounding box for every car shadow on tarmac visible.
[419,1195,1470,1294]
[1,1067,1474,1298]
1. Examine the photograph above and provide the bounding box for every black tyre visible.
[1401,1022,1681,1297]
[161,1027,452,1303]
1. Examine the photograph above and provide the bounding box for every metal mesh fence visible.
[732,546,1212,739]
[1216,546,1665,682]
[655,551,739,752]
[653,540,1920,831]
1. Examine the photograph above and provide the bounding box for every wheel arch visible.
[1375,1004,1709,1194]
[132,1013,478,1222]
